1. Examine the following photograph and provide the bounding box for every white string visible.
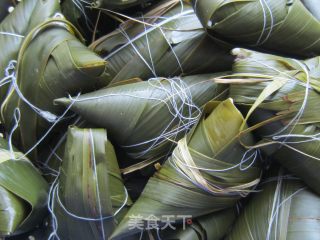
[260,0,274,45]
[256,0,267,45]
[17,93,80,160]
[72,0,94,31]
[1,60,58,123]
[266,173,282,240]
[142,13,157,77]
[8,108,20,160]
[37,160,60,176]
[78,0,93,5]
[266,180,305,240]
[55,184,129,222]
[39,118,82,179]
[42,172,59,178]
[0,31,24,38]
[255,0,274,46]
[44,116,82,166]
[158,27,184,74]
[2,60,16,90]
[89,129,106,240]
[272,133,320,144]
[0,75,13,88]
[50,148,63,162]
[12,77,58,122]
[48,177,61,240]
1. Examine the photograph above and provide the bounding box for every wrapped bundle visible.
[192,0,320,57]
[89,0,234,85]
[51,127,132,240]
[110,99,261,239]
[1,17,107,161]
[0,137,48,237]
[158,209,236,240]
[0,0,59,105]
[55,74,227,170]
[222,48,320,194]
[226,171,320,240]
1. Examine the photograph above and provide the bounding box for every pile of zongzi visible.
[0,0,320,239]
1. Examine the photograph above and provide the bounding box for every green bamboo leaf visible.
[52,127,132,240]
[89,0,234,85]
[0,0,60,106]
[0,137,49,237]
[225,48,320,194]
[226,171,320,240]
[158,208,236,240]
[0,186,28,237]
[0,17,107,162]
[192,0,320,57]
[110,99,261,239]
[55,74,228,170]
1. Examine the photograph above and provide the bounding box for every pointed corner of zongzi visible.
[53,97,71,107]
